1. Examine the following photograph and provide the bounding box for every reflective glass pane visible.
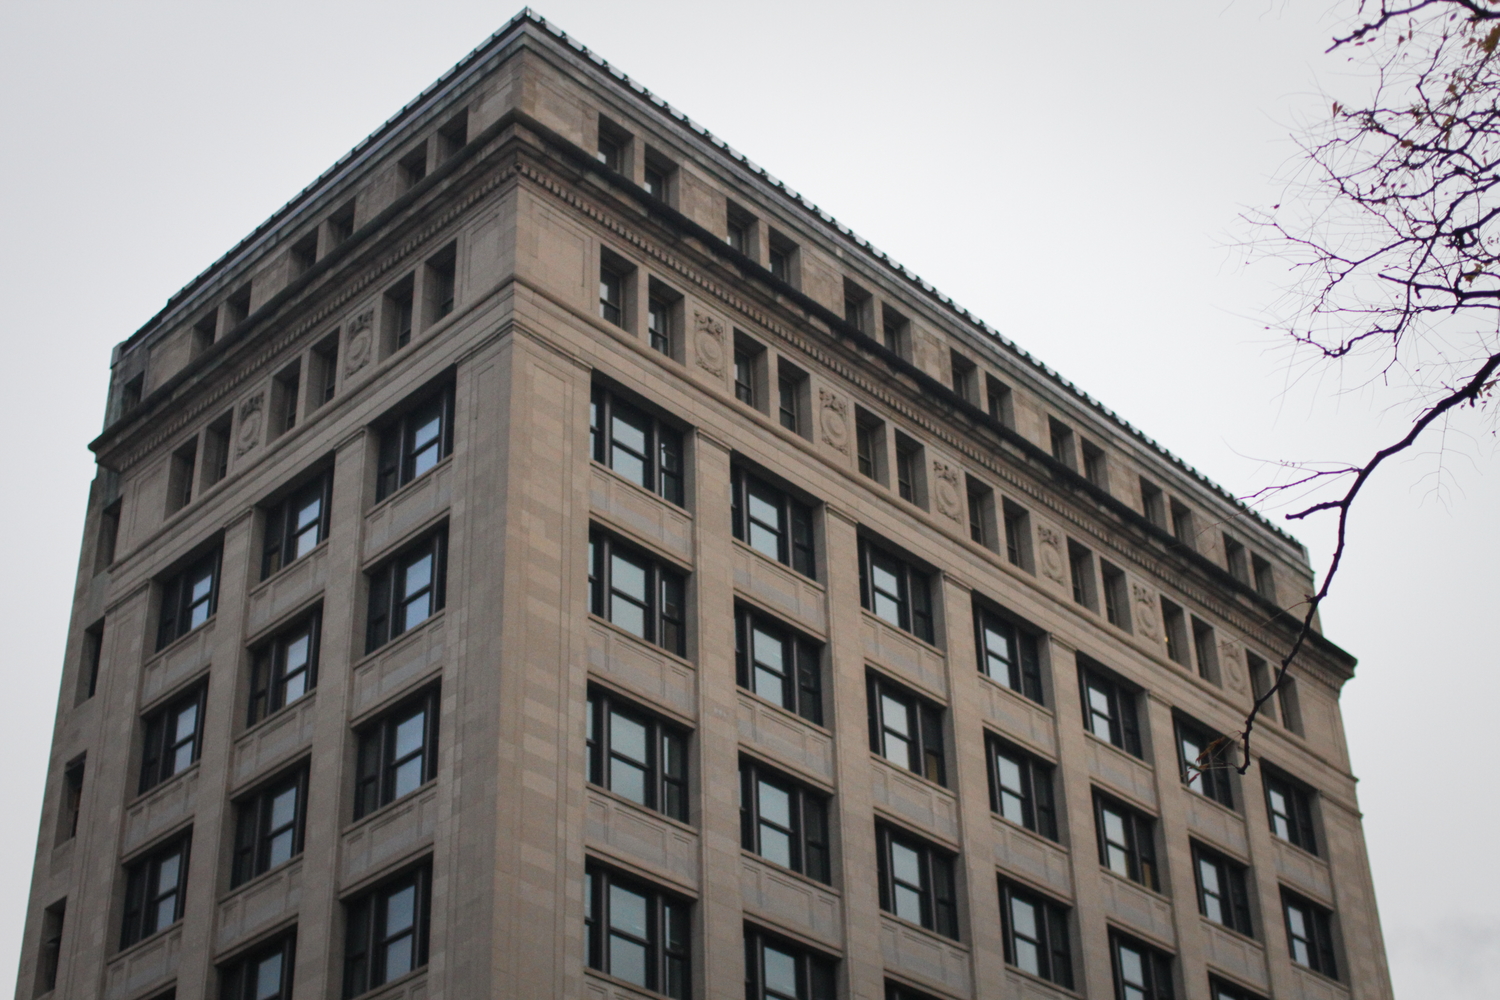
[395,712,426,758]
[610,884,648,937]
[610,936,647,986]
[758,781,791,827]
[157,853,181,889]
[393,757,424,799]
[386,885,416,933]
[285,634,309,671]
[403,554,433,597]
[610,712,648,763]
[754,666,786,704]
[881,696,910,736]
[894,884,924,923]
[759,825,792,868]
[267,828,294,868]
[763,945,798,996]
[384,934,414,979]
[174,704,198,743]
[270,787,297,828]
[254,952,283,1000]
[610,554,647,601]
[611,758,647,804]
[891,841,922,885]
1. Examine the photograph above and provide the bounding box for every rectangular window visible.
[57,756,85,845]
[1161,598,1189,667]
[1248,652,1278,723]
[876,824,958,939]
[1264,768,1317,854]
[1048,419,1077,470]
[740,760,830,883]
[855,408,885,484]
[1082,439,1109,490]
[585,865,690,998]
[1095,794,1158,890]
[858,537,934,643]
[140,686,207,793]
[586,689,689,822]
[966,476,996,550]
[734,332,765,409]
[647,279,681,358]
[1223,535,1249,583]
[383,274,415,352]
[249,611,321,726]
[1282,891,1338,979]
[225,285,251,328]
[736,609,822,725]
[588,530,687,656]
[261,471,332,578]
[768,230,798,285]
[202,412,232,489]
[1211,977,1268,1000]
[398,144,428,189]
[998,881,1072,988]
[221,933,295,1000]
[894,433,925,507]
[1278,675,1304,735]
[1193,844,1253,936]
[78,621,104,704]
[95,498,122,574]
[777,359,808,436]
[166,439,197,514]
[599,256,627,327]
[375,383,455,501]
[867,674,945,786]
[644,148,676,203]
[727,201,756,256]
[120,835,190,948]
[327,200,356,247]
[1101,561,1131,632]
[1170,499,1196,549]
[1140,477,1166,528]
[1067,540,1097,611]
[232,766,308,887]
[1252,555,1277,602]
[354,689,440,820]
[731,467,815,577]
[192,310,219,355]
[270,360,300,438]
[597,116,631,172]
[1176,717,1234,808]
[436,109,468,160]
[119,372,144,417]
[1002,500,1032,571]
[842,279,871,334]
[343,865,430,997]
[745,926,835,1000]
[950,350,978,402]
[35,899,65,996]
[887,985,944,1000]
[1080,662,1142,757]
[974,604,1043,703]
[366,529,447,653]
[1191,617,1219,683]
[1110,932,1174,1000]
[311,332,339,409]
[880,305,910,359]
[424,242,457,324]
[591,386,685,507]
[987,736,1057,840]
[986,375,1014,428]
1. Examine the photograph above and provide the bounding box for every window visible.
[354,688,439,820]
[734,332,765,409]
[120,836,189,948]
[880,305,909,359]
[271,360,300,437]
[727,201,756,256]
[950,350,978,402]
[886,985,943,1000]
[343,865,430,997]
[57,757,84,845]
[867,674,945,785]
[35,899,64,996]
[1223,535,1249,583]
[1193,843,1253,936]
[166,439,197,514]
[1002,500,1032,571]
[1110,933,1174,1000]
[119,372,144,417]
[1248,652,1278,722]
[203,412,232,489]
[1140,478,1166,528]
[192,310,219,356]
[1264,768,1317,854]
[731,468,815,577]
[1048,419,1076,470]
[375,383,454,501]
[893,433,924,507]
[987,736,1057,839]
[737,609,822,724]
[843,280,871,333]
[855,408,885,483]
[1176,717,1234,808]
[599,256,626,327]
[1277,675,1304,735]
[966,477,995,549]
[311,332,339,408]
[423,242,457,324]
[1282,891,1338,978]
[740,760,830,882]
[366,529,447,653]
[1191,617,1219,683]
[77,621,104,704]
[1095,794,1158,889]
[436,110,468,160]
[398,144,428,188]
[745,926,835,1000]
[597,117,630,171]
[1067,540,1097,611]
[591,387,685,506]
[768,230,798,285]
[95,498,122,574]
[1082,439,1109,490]
[327,200,356,247]
[248,611,321,725]
[232,767,307,887]
[1102,561,1131,632]
[644,148,675,202]
[998,881,1072,988]
[585,866,690,998]
[647,279,680,357]
[1170,500,1195,549]
[986,375,1014,428]
[588,530,687,656]
[1161,598,1189,667]
[140,686,207,793]
[1080,663,1142,757]
[382,274,415,352]
[1252,555,1277,602]
[221,933,295,1000]
[974,604,1043,703]
[859,537,934,642]
[587,688,689,821]
[261,472,332,578]
[777,359,808,436]
[225,285,251,328]
[876,825,958,939]
[1210,977,1267,1000]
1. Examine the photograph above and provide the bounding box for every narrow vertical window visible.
[120,836,190,948]
[1048,419,1076,470]
[365,530,447,653]
[57,757,85,845]
[1002,500,1032,571]
[1170,499,1196,549]
[596,117,630,171]
[949,350,978,401]
[1282,891,1338,979]
[867,675,945,786]
[986,375,1015,428]
[777,360,808,436]
[768,230,798,285]
[1192,843,1254,936]
[1079,663,1143,757]
[202,411,232,488]
[77,621,104,704]
[232,767,308,887]
[1264,769,1318,854]
[271,360,301,437]
[1095,795,1158,889]
[1139,477,1166,528]
[1160,598,1189,667]
[1191,617,1219,683]
[1223,535,1249,583]
[156,547,220,650]
[311,332,339,408]
[262,471,333,578]
[1082,439,1109,490]
[167,439,198,514]
[1067,540,1097,611]
[398,143,428,188]
[599,259,626,327]
[424,242,457,324]
[35,900,65,996]
[999,881,1072,988]
[1252,555,1277,602]
[383,274,415,351]
[893,433,924,507]
[858,537,934,643]
[354,689,440,820]
[880,304,909,359]
[736,609,823,724]
[139,686,208,793]
[343,865,431,997]
[843,280,871,333]
[375,383,455,501]
[1176,717,1234,808]
[855,409,885,483]
[1248,652,1279,722]
[730,468,816,578]
[987,737,1058,840]
[727,202,756,255]
[647,280,680,358]
[1101,561,1131,632]
[875,824,959,939]
[248,611,322,725]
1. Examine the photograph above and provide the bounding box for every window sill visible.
[125,761,201,813]
[583,966,677,1000]
[975,670,1054,719]
[590,459,691,517]
[145,616,217,673]
[730,536,822,591]
[587,782,695,835]
[1002,963,1084,999]
[870,752,955,800]
[111,919,183,963]
[249,538,329,594]
[237,689,318,746]
[1180,784,1241,823]
[348,966,428,1000]
[737,684,831,739]
[1081,728,1153,772]
[586,613,693,670]
[878,910,967,949]
[859,607,943,656]
[366,455,453,520]
[740,847,839,894]
[1199,914,1260,947]
[343,779,439,837]
[353,609,447,678]
[990,811,1066,854]
[220,855,304,905]
[1097,865,1172,906]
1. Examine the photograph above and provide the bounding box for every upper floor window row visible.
[592,386,684,507]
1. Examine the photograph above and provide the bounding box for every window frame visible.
[248,610,322,726]
[591,386,686,507]
[156,546,221,651]
[744,924,836,1000]
[875,824,959,940]
[1176,716,1235,809]
[736,607,823,725]
[986,734,1059,841]
[232,765,309,888]
[354,688,440,821]
[974,603,1044,704]
[120,834,191,949]
[1281,889,1338,979]
[1094,792,1159,891]
[220,932,296,1000]
[1192,842,1254,937]
[1109,931,1175,1000]
[1263,767,1318,854]
[998,879,1073,988]
[858,537,934,643]
[365,529,448,654]
[375,383,455,502]
[342,863,431,998]
[867,673,946,787]
[587,688,690,822]
[740,758,831,883]
[139,685,208,794]
[731,467,816,579]
[261,470,332,579]
[588,529,688,657]
[584,864,691,998]
[1079,663,1144,758]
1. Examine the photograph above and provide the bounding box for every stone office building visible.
[15,11,1391,1000]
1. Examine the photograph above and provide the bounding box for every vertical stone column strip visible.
[1148,693,1207,990]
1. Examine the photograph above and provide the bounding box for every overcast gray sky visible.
[1,1,1493,995]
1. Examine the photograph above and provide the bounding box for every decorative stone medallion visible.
[1037,525,1066,584]
[345,309,375,375]
[693,311,725,377]
[932,461,962,522]
[1220,639,1248,694]
[1131,582,1159,639]
[236,393,264,457]
[819,389,850,455]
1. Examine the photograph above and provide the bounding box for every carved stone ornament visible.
[1131,582,1159,639]
[1036,525,1067,584]
[236,393,264,457]
[345,308,375,375]
[693,311,726,377]
[819,389,850,454]
[1220,639,1248,694]
[932,461,962,522]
